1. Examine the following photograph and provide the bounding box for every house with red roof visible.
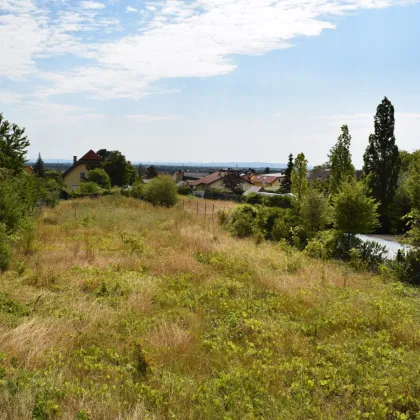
[62,150,103,190]
[191,170,253,192]
[250,173,285,190]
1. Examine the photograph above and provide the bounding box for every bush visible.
[144,176,178,207]
[227,205,258,238]
[79,182,100,195]
[131,181,144,199]
[244,193,293,208]
[0,223,11,272]
[356,240,388,271]
[305,230,341,260]
[87,168,111,189]
[392,248,420,285]
[177,185,191,196]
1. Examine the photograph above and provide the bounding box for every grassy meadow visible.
[0,195,420,419]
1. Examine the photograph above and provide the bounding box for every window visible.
[80,172,86,180]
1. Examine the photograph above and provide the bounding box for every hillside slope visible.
[1,196,419,419]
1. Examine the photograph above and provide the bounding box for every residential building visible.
[62,150,103,190]
[191,171,253,192]
[250,173,285,189]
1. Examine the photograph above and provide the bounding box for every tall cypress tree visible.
[329,125,355,194]
[283,153,294,193]
[33,153,45,177]
[363,97,400,231]
[291,152,308,200]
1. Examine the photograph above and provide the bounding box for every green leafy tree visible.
[291,153,308,200]
[33,153,45,177]
[406,151,420,244]
[144,176,177,207]
[87,168,111,189]
[333,179,380,234]
[363,97,401,231]
[283,154,293,193]
[300,188,332,238]
[146,165,158,179]
[264,167,270,174]
[329,125,355,194]
[0,113,30,175]
[99,150,135,187]
[222,171,244,194]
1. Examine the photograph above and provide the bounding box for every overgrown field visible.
[1,196,420,419]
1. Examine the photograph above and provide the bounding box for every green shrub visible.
[87,168,111,189]
[131,181,144,199]
[305,230,341,260]
[177,185,191,196]
[144,176,177,207]
[227,205,258,238]
[244,193,294,208]
[217,209,230,226]
[0,223,11,272]
[392,248,420,285]
[79,182,100,194]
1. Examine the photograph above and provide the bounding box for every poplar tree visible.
[33,153,45,177]
[291,153,308,200]
[363,97,400,230]
[329,125,355,194]
[283,153,294,193]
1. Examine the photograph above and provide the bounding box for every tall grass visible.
[0,196,419,419]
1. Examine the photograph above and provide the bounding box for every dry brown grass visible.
[0,196,419,419]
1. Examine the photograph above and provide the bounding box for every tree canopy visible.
[333,179,380,235]
[283,154,293,193]
[291,153,308,200]
[98,149,137,187]
[329,125,355,194]
[222,171,244,195]
[33,153,45,177]
[363,97,400,230]
[0,113,30,175]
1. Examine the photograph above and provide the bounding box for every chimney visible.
[73,156,77,164]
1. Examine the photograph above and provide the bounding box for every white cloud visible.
[126,6,138,13]
[80,1,105,10]
[0,0,419,98]
[125,114,183,122]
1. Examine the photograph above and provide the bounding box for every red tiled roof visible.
[79,150,103,162]
[252,175,283,185]
[191,171,226,186]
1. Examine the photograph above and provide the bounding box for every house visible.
[62,150,103,190]
[191,171,253,192]
[250,173,285,190]
[175,170,210,183]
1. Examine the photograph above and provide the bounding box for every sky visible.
[1,0,420,167]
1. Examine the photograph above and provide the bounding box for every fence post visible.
[74,206,77,221]
[196,202,199,215]
[204,203,207,218]
[212,205,215,221]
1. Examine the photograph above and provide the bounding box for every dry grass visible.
[0,195,419,419]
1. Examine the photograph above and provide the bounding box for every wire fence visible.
[181,199,235,222]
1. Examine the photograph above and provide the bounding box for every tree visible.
[363,97,401,231]
[87,168,111,189]
[33,153,45,177]
[329,125,355,194]
[99,150,135,187]
[138,164,145,178]
[0,113,30,175]
[146,165,158,179]
[222,171,244,194]
[144,176,177,207]
[333,179,380,234]
[300,188,332,238]
[291,153,308,200]
[406,151,420,244]
[283,154,294,193]
[264,167,270,174]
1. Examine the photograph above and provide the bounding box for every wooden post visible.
[212,205,215,221]
[196,202,199,215]
[204,203,207,218]
[74,206,77,221]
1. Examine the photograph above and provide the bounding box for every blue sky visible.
[1,0,420,167]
